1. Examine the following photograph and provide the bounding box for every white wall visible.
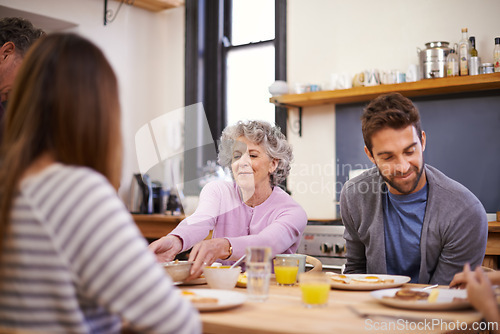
[5,0,499,219]
[287,0,500,219]
[2,0,185,204]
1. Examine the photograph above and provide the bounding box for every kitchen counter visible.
[485,220,500,270]
[132,214,185,239]
[132,215,500,269]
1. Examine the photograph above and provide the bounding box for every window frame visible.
[184,0,287,195]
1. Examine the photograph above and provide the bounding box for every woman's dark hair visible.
[361,92,423,154]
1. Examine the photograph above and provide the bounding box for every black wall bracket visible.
[272,100,303,137]
[104,0,134,25]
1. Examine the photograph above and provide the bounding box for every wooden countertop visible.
[131,215,500,258]
[184,281,481,334]
[488,221,500,233]
[132,214,185,239]
[486,221,500,262]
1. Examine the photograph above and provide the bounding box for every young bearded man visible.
[340,92,488,285]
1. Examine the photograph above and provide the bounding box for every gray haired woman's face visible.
[231,136,277,193]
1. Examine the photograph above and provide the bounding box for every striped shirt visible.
[0,163,201,334]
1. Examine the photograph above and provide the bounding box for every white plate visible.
[371,288,470,310]
[174,277,207,286]
[182,289,247,312]
[327,273,411,290]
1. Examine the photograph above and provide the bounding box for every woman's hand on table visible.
[148,235,183,263]
[450,265,500,289]
[449,271,467,289]
[186,238,232,280]
[463,263,500,324]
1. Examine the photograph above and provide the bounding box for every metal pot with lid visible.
[417,41,451,79]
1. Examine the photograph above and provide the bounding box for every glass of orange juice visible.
[273,257,299,286]
[299,272,330,308]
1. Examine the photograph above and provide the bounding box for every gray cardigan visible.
[340,165,488,285]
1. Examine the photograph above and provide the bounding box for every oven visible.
[297,220,347,274]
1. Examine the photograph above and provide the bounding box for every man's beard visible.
[378,161,425,195]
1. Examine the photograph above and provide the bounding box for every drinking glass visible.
[275,254,306,274]
[274,257,299,286]
[299,272,330,308]
[246,246,272,302]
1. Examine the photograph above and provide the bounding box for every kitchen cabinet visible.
[270,73,500,107]
[485,216,500,270]
[132,214,185,239]
[132,214,213,244]
[114,0,183,12]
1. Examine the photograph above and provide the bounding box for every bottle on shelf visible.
[469,37,478,57]
[469,36,480,75]
[494,37,500,73]
[446,44,459,77]
[458,28,471,76]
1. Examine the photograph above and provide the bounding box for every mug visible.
[364,69,380,86]
[406,64,419,82]
[380,70,396,85]
[330,73,353,90]
[396,71,406,83]
[275,254,307,274]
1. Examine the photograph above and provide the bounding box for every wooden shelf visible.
[115,0,184,12]
[271,73,500,107]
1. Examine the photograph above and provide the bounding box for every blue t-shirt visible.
[383,183,428,282]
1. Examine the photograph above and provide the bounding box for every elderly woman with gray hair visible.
[149,120,307,279]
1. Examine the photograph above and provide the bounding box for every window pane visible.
[231,0,275,45]
[226,44,275,126]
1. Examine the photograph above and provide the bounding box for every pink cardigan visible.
[170,180,308,261]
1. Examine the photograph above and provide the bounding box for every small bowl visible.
[203,266,241,289]
[268,80,289,96]
[162,261,193,282]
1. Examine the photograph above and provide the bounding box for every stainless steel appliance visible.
[417,41,451,79]
[297,220,347,273]
[129,173,153,214]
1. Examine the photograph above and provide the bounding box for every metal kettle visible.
[129,173,153,214]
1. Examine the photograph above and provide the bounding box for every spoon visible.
[230,254,246,269]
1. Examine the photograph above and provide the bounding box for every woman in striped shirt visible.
[0,33,200,334]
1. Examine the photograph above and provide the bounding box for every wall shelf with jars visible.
[270,73,500,137]
[270,73,500,108]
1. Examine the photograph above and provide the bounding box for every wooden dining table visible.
[181,279,484,334]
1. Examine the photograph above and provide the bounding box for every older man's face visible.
[0,42,22,102]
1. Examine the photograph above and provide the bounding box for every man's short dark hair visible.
[0,17,45,56]
[361,92,423,154]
